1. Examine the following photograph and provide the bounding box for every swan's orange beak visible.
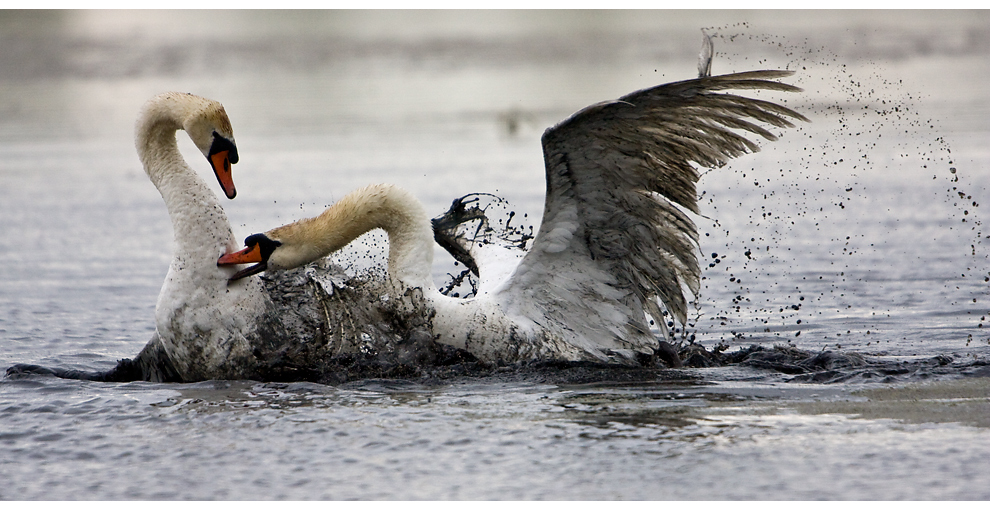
[218,244,262,265]
[210,150,236,200]
[218,244,266,282]
[218,233,279,283]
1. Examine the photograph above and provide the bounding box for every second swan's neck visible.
[269,183,436,289]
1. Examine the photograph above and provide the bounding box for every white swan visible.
[133,91,277,381]
[219,70,808,366]
[123,91,481,382]
[8,92,479,383]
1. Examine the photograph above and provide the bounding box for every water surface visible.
[1,10,989,500]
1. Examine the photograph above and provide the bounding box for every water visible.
[1,10,989,500]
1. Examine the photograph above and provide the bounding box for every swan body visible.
[134,92,279,381]
[220,69,808,366]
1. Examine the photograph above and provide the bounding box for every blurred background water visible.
[1,10,988,500]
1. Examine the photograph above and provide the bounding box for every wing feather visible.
[499,70,805,360]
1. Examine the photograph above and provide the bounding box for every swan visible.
[6,92,257,382]
[124,92,464,382]
[130,91,280,381]
[6,91,478,383]
[219,68,808,366]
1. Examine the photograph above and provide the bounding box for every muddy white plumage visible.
[220,69,808,366]
[135,92,273,380]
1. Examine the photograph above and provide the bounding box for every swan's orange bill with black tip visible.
[207,132,239,200]
[218,233,281,282]
[218,243,262,265]
[210,150,236,199]
[217,244,266,281]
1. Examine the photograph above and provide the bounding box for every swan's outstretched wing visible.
[498,71,807,361]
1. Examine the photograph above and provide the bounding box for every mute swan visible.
[124,92,466,381]
[219,69,808,366]
[6,92,252,382]
[6,91,475,382]
[131,91,277,381]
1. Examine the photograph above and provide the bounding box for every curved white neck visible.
[267,183,534,359]
[269,183,436,290]
[136,98,238,260]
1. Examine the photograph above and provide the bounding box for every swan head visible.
[185,108,240,200]
[217,232,283,281]
[218,183,435,284]
[218,213,354,282]
[138,92,242,199]
[217,221,334,281]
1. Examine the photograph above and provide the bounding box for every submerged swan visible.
[220,69,808,366]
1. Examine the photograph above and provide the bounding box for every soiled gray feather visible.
[513,70,806,355]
